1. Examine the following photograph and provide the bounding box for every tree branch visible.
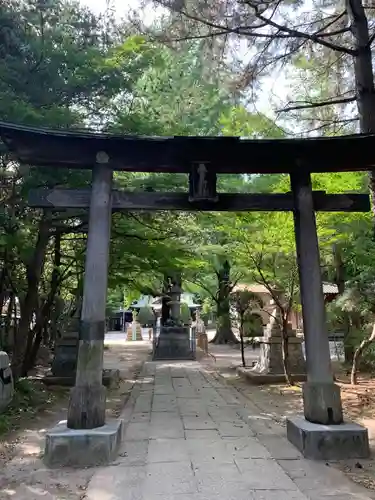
[168,8,305,39]
[278,95,356,112]
[126,212,177,236]
[185,277,218,303]
[229,274,244,292]
[367,30,375,47]
[318,26,351,38]
[112,230,169,241]
[247,252,285,312]
[157,30,230,43]
[314,11,348,37]
[250,4,356,55]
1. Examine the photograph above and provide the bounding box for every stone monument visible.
[153,282,194,360]
[50,302,80,379]
[239,300,306,383]
[0,351,14,412]
[194,310,207,351]
[44,300,117,388]
[126,321,142,341]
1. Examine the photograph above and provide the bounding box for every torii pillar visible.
[292,170,342,424]
[286,170,369,460]
[45,154,123,467]
[67,156,112,429]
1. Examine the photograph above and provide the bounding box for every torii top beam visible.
[1,121,375,174]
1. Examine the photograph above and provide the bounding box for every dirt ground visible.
[0,340,151,500]
[201,343,375,493]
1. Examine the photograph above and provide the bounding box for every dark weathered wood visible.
[67,384,106,429]
[189,162,218,201]
[67,163,113,430]
[291,171,343,424]
[2,120,375,173]
[291,171,332,384]
[28,188,371,212]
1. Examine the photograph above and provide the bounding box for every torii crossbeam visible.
[28,188,370,212]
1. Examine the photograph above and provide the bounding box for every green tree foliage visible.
[110,42,231,135]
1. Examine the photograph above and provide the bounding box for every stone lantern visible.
[168,283,182,324]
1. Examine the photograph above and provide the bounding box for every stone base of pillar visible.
[153,326,194,360]
[303,381,343,424]
[243,335,306,383]
[287,416,370,460]
[44,419,123,467]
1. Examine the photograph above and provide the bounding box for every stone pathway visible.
[86,361,374,500]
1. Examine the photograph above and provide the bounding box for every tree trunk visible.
[344,336,355,364]
[281,316,293,386]
[211,260,238,344]
[346,0,375,216]
[47,233,62,346]
[351,324,375,384]
[0,256,7,316]
[26,327,43,373]
[343,314,355,364]
[161,273,171,326]
[3,292,15,350]
[332,244,353,363]
[22,233,62,374]
[213,298,235,343]
[347,2,375,377]
[12,215,51,379]
[239,319,246,367]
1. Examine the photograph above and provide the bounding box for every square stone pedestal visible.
[44,419,123,467]
[153,326,194,360]
[242,335,306,383]
[287,416,370,460]
[237,366,306,384]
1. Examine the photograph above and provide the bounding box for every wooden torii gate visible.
[0,121,371,461]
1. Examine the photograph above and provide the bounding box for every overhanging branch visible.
[278,95,356,112]
[168,1,356,56]
[250,3,356,55]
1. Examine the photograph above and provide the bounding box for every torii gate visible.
[0,121,371,464]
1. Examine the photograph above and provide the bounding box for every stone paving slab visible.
[224,436,272,459]
[115,439,148,466]
[86,360,375,500]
